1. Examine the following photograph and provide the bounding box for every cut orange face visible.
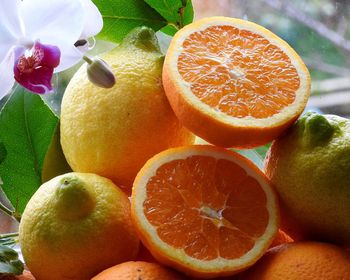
[131,145,279,278]
[163,17,310,148]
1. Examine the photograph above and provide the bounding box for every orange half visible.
[131,145,279,278]
[163,17,310,148]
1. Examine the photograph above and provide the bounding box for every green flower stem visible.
[83,55,93,64]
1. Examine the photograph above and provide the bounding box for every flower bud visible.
[84,56,116,88]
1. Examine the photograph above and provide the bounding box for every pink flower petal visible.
[14,42,60,94]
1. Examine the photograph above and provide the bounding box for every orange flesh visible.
[143,156,269,260]
[178,25,300,118]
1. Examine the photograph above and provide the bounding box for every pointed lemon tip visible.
[55,174,96,221]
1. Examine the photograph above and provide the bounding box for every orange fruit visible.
[131,145,279,278]
[269,229,294,249]
[190,276,239,280]
[239,242,350,280]
[91,261,186,280]
[163,17,310,148]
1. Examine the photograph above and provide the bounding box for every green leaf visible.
[145,0,194,35]
[254,143,271,160]
[0,245,23,275]
[0,142,7,164]
[0,87,59,213]
[93,0,168,43]
[183,0,194,26]
[160,24,179,36]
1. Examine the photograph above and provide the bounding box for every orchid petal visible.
[14,42,60,94]
[0,43,14,67]
[19,0,85,48]
[54,44,83,73]
[0,0,23,62]
[0,48,16,100]
[79,0,103,39]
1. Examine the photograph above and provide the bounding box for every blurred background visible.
[2,0,350,232]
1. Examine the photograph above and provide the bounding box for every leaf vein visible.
[22,96,41,183]
[103,15,167,24]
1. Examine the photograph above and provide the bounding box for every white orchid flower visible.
[0,0,103,98]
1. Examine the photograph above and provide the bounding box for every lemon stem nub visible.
[303,112,335,145]
[84,56,116,88]
[122,26,161,53]
[55,176,95,221]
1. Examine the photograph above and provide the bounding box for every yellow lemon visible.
[265,112,350,245]
[60,27,194,190]
[19,172,139,280]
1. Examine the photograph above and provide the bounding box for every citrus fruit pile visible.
[17,17,350,280]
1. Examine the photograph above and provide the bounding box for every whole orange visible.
[91,261,186,280]
[239,242,350,280]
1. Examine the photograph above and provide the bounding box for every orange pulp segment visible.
[178,25,299,119]
[131,145,279,278]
